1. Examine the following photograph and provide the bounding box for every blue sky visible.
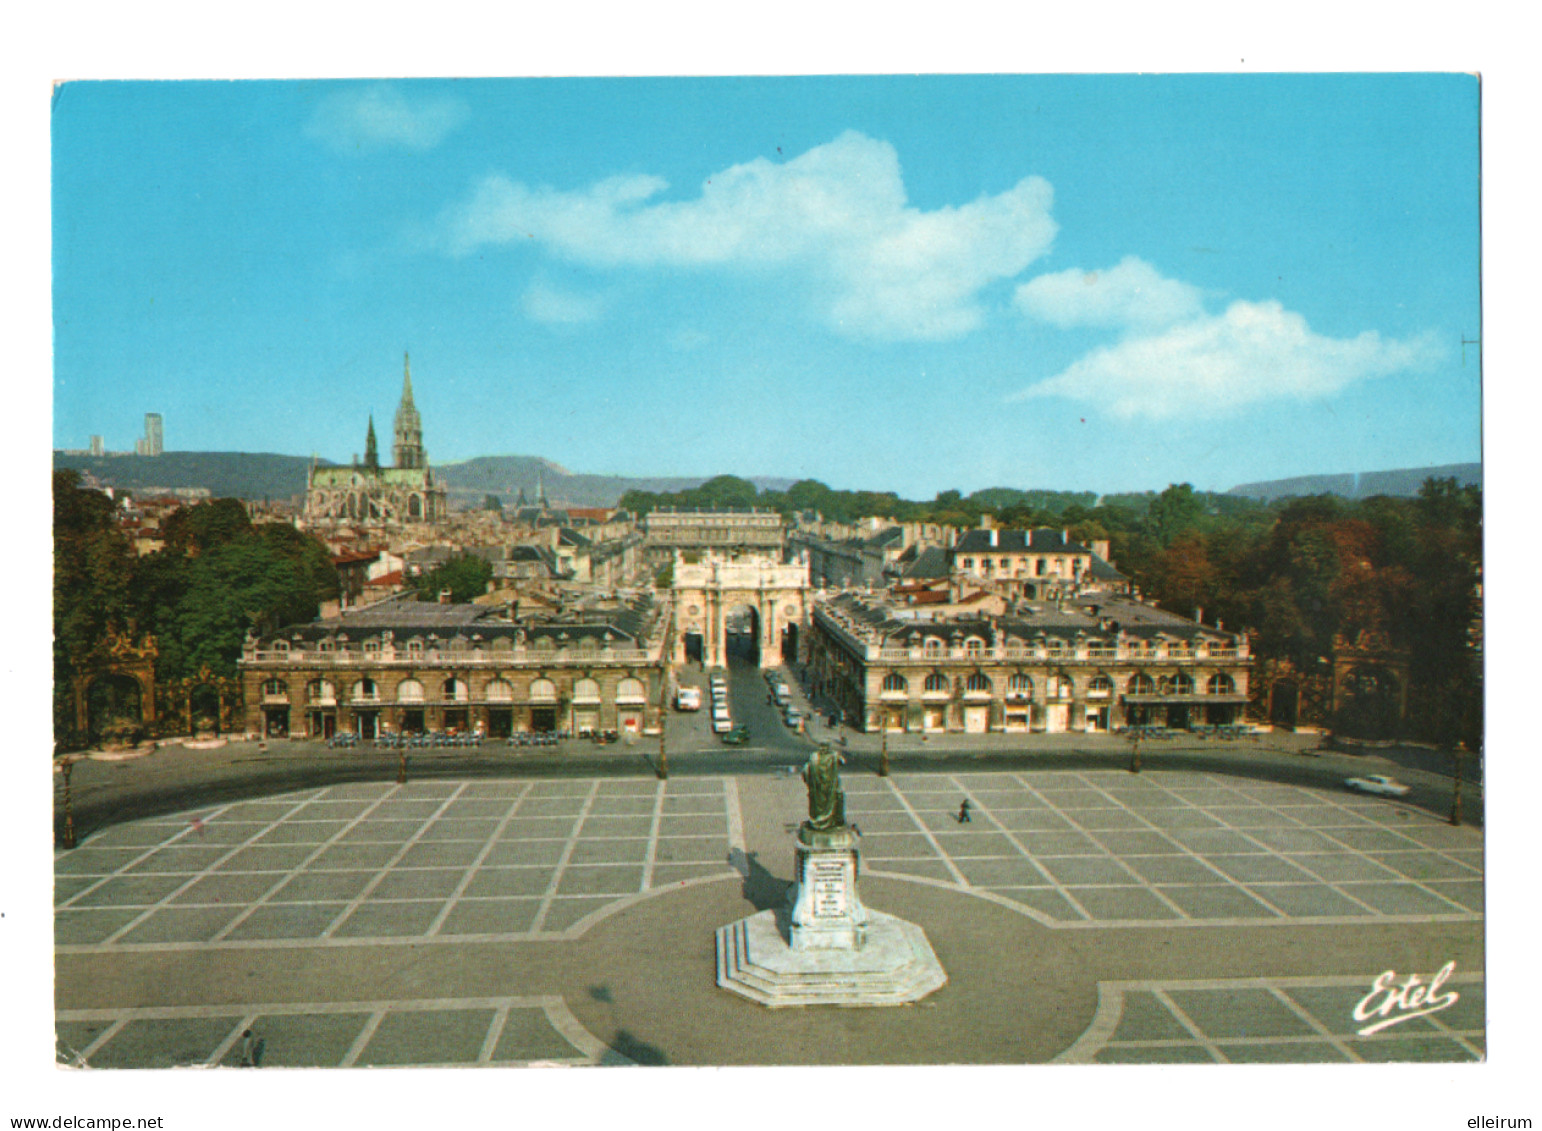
[52,75,1480,498]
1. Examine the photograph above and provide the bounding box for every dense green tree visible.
[133,501,339,683]
[156,539,317,678]
[53,471,138,742]
[410,554,494,604]
[160,496,252,554]
[1148,483,1205,546]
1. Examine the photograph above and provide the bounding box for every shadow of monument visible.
[737,849,790,910]
[607,1028,669,1066]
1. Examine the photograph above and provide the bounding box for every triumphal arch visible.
[672,554,811,669]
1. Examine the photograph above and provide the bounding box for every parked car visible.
[783,707,804,727]
[675,687,701,711]
[712,715,734,733]
[1345,774,1412,797]
[721,725,751,746]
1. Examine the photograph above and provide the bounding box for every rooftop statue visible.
[801,744,846,832]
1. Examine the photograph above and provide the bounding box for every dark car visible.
[721,725,751,746]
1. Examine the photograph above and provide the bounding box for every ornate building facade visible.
[240,590,673,740]
[672,554,811,668]
[303,355,448,526]
[806,590,1250,735]
[641,508,785,569]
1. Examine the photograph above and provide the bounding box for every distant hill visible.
[434,455,792,508]
[53,450,795,509]
[1227,463,1482,501]
[53,451,324,501]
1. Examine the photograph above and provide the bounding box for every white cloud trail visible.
[441,130,1059,341]
[1013,298,1437,418]
[307,85,468,152]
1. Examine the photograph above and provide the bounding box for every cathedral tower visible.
[363,415,379,470]
[393,352,426,470]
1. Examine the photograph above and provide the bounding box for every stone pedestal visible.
[716,822,947,1008]
[789,825,869,949]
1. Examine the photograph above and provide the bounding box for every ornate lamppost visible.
[56,756,79,849]
[656,663,669,781]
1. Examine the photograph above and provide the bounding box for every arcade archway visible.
[725,604,761,665]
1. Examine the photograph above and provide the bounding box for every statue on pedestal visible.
[801,744,846,833]
[714,742,948,1006]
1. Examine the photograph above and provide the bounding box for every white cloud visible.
[1014,256,1204,330]
[1012,300,1437,418]
[521,282,603,325]
[440,131,1058,341]
[306,85,467,152]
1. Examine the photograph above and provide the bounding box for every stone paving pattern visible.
[56,777,741,950]
[1055,973,1485,1063]
[847,771,1482,926]
[55,770,1484,1067]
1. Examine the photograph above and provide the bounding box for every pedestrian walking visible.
[958,799,972,824]
[239,1029,256,1067]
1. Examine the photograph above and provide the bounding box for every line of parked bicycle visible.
[323,731,572,750]
[1116,723,1259,741]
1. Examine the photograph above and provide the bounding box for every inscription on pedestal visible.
[810,857,848,918]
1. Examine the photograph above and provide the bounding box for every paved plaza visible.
[54,769,1485,1067]
[849,771,1483,927]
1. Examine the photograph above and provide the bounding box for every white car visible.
[675,687,702,711]
[1345,774,1412,797]
[712,715,733,733]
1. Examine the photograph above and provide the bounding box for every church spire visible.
[392,352,426,469]
[536,468,548,509]
[364,414,379,470]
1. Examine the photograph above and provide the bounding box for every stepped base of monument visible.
[716,909,947,1008]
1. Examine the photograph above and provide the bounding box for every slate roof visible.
[864,526,904,549]
[259,590,663,651]
[1088,554,1128,581]
[900,547,950,579]
[953,528,1091,554]
[817,591,1238,649]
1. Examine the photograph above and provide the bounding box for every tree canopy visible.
[53,475,341,746]
[409,554,494,604]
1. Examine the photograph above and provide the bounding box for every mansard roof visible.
[258,590,664,650]
[953,528,1092,554]
[817,590,1238,648]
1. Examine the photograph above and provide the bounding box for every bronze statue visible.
[801,744,846,831]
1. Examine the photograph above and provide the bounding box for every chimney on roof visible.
[980,514,992,529]
[990,529,998,547]
[439,588,453,604]
[1194,606,1203,625]
[1062,528,1069,544]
